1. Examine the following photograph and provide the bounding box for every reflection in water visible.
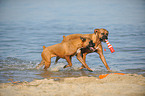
[38,69,108,79]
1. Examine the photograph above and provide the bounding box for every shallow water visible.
[0,0,145,83]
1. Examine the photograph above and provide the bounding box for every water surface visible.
[0,0,145,83]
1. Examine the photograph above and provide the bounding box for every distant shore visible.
[0,74,145,96]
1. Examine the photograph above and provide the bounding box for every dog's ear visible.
[80,37,86,42]
[94,29,100,34]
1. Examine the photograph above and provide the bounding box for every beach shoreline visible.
[0,74,145,96]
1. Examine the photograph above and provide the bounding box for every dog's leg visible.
[44,60,51,70]
[79,53,87,70]
[82,53,87,61]
[54,57,60,64]
[64,56,72,68]
[43,56,51,70]
[76,52,93,72]
[36,59,45,69]
[97,51,111,71]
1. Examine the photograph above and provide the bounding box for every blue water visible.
[0,0,145,83]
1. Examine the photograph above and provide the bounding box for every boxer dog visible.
[36,37,95,71]
[55,28,111,71]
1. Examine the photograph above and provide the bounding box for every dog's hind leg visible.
[54,57,60,64]
[64,56,72,68]
[43,56,51,70]
[36,46,46,69]
[41,51,52,70]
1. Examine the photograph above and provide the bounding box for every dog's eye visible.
[106,33,108,35]
[101,33,104,35]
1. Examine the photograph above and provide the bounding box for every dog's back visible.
[62,34,91,42]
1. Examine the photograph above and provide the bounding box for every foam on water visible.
[0,57,37,71]
[0,57,100,72]
[0,57,109,83]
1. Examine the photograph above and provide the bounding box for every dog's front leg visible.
[76,52,93,72]
[64,56,72,68]
[97,51,111,71]
[79,53,88,70]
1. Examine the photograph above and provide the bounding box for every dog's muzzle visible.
[87,40,96,51]
[100,35,108,42]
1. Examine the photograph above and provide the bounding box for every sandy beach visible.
[0,74,145,96]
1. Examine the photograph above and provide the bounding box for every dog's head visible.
[80,37,95,51]
[94,28,109,42]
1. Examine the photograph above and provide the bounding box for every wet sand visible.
[0,74,145,96]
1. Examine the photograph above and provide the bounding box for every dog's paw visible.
[88,70,93,72]
[63,65,67,68]
[79,66,84,70]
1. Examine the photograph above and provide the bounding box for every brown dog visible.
[55,28,111,71]
[36,37,95,71]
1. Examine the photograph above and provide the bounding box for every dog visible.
[55,28,111,71]
[36,37,95,71]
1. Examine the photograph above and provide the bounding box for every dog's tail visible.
[43,46,46,49]
[63,35,65,38]
[61,35,66,42]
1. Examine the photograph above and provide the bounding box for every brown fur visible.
[36,37,93,71]
[56,28,111,71]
